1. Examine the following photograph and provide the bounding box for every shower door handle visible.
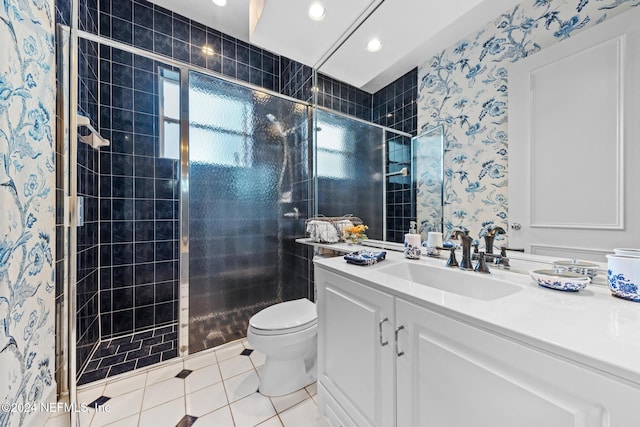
[379,317,389,347]
[76,196,85,227]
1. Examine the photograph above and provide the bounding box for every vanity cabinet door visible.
[396,298,640,427]
[316,268,396,427]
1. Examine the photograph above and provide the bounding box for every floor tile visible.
[103,372,147,397]
[218,355,254,380]
[146,360,184,386]
[249,349,266,368]
[78,407,95,427]
[270,389,309,414]
[215,342,245,362]
[230,393,277,427]
[256,416,284,426]
[184,363,222,394]
[183,351,217,371]
[223,369,260,403]
[139,397,186,427]
[102,414,139,426]
[185,382,228,417]
[193,406,234,426]
[279,399,328,427]
[305,382,317,397]
[44,414,70,427]
[68,338,328,427]
[89,388,144,426]
[77,385,106,406]
[141,377,184,410]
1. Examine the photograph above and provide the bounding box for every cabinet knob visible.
[511,222,522,231]
[379,317,389,347]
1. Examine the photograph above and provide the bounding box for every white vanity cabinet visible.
[316,266,640,427]
[316,269,396,427]
[395,298,640,427]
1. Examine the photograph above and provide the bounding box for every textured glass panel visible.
[188,71,310,353]
[163,120,180,160]
[315,110,384,240]
[162,79,180,119]
[413,127,444,235]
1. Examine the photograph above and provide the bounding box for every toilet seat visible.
[249,299,317,336]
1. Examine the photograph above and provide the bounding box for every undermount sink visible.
[376,262,523,301]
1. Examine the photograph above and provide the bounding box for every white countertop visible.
[301,239,640,387]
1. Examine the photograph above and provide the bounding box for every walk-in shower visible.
[62,31,409,390]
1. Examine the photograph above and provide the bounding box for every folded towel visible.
[344,250,387,266]
[306,220,339,243]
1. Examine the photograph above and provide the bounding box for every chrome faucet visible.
[450,229,474,270]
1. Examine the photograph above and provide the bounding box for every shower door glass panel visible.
[315,109,384,240]
[188,71,310,353]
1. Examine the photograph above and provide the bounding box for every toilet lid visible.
[249,299,317,333]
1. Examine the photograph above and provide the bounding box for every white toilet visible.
[247,298,318,397]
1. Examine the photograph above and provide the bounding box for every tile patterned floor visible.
[46,339,328,427]
[78,325,179,385]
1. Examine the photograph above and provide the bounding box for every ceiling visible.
[149,0,522,93]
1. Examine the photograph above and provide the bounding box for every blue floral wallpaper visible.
[417,0,638,243]
[0,0,56,425]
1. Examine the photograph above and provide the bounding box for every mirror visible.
[412,126,444,240]
[314,1,639,254]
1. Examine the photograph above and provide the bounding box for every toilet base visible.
[258,342,317,397]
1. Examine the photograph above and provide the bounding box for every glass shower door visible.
[187,71,310,353]
[315,109,385,240]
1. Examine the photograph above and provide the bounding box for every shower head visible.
[266,114,297,137]
[266,114,287,137]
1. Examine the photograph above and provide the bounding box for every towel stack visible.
[306,219,354,243]
[343,250,387,266]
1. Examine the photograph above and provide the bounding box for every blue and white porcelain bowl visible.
[607,255,640,302]
[613,248,640,257]
[530,269,591,292]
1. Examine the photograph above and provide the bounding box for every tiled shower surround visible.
[62,0,421,383]
[78,325,177,385]
[76,36,101,373]
[374,69,418,242]
[97,46,180,339]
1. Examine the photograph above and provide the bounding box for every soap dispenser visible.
[404,221,421,259]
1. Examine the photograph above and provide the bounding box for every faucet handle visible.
[500,246,525,256]
[446,248,459,268]
[486,226,506,237]
[474,252,491,274]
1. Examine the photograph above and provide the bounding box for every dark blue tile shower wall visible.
[55,0,71,27]
[98,45,180,341]
[76,37,101,372]
[93,0,279,92]
[79,0,98,34]
[316,74,372,122]
[279,57,373,122]
[373,68,418,242]
[280,57,313,102]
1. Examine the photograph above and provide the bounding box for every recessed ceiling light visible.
[212,0,226,6]
[308,2,326,21]
[202,45,215,56]
[367,38,382,52]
